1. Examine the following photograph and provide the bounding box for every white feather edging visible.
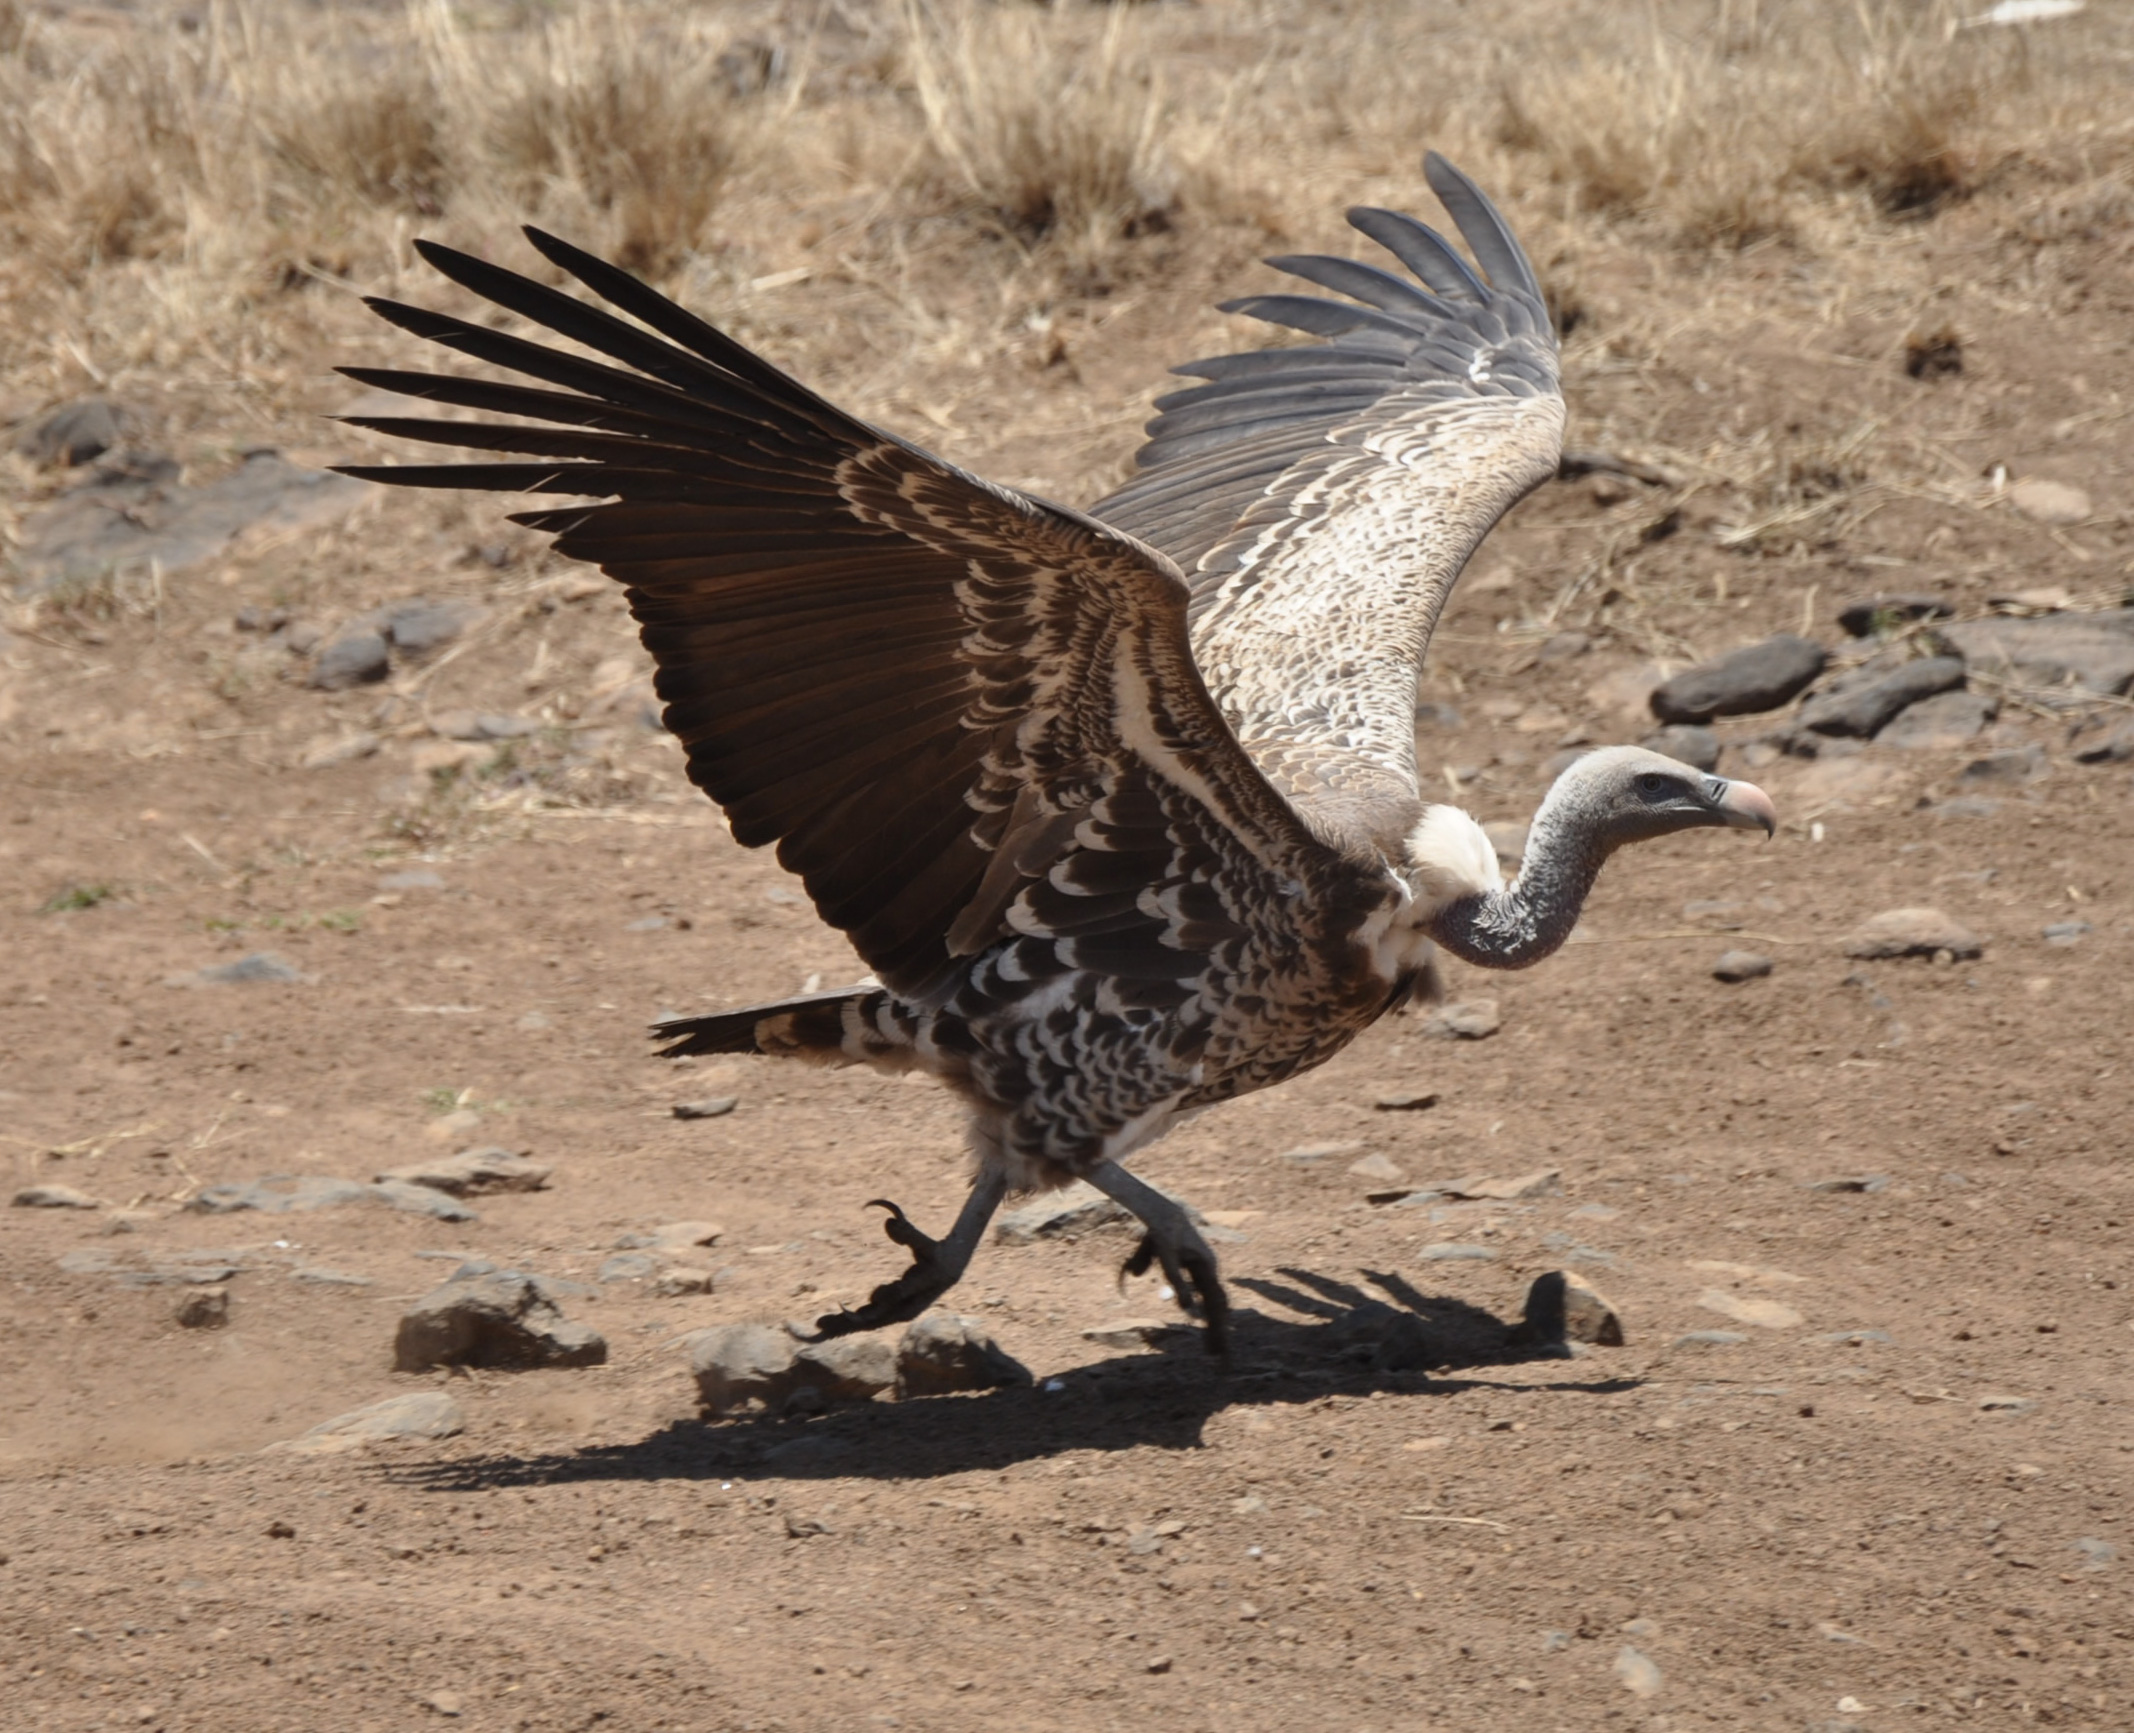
[1404,805,1503,916]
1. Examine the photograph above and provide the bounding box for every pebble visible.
[429,710,538,742]
[2007,476,2092,524]
[382,598,488,656]
[267,1393,465,1457]
[1842,907,1982,960]
[376,1146,550,1197]
[174,1286,229,1330]
[1672,1330,1747,1347]
[1280,1141,1361,1166]
[379,869,446,892]
[1514,1269,1624,1348]
[995,1181,1132,1242]
[393,1271,607,1371]
[654,1266,720,1297]
[1806,1175,1892,1194]
[291,1265,374,1288]
[1814,1329,1893,1347]
[174,952,305,988]
[1422,999,1500,1040]
[896,1314,1033,1397]
[1875,690,1995,751]
[1614,1645,1663,1699]
[1798,656,1966,738]
[672,1097,738,1120]
[1837,594,1952,637]
[1711,949,1773,983]
[12,1183,102,1209]
[688,1324,898,1415]
[1347,1152,1405,1182]
[11,395,123,467]
[1697,1288,1803,1330]
[2070,714,2134,762]
[597,1252,660,1283]
[1977,1394,2037,1416]
[1373,1090,1440,1112]
[1081,1318,1182,1350]
[1636,724,1720,772]
[1958,745,2047,786]
[1649,634,1827,724]
[2042,920,2091,947]
[1940,609,2134,699]
[1419,1243,1498,1263]
[189,1174,475,1222]
[2072,1537,2117,1570]
[298,732,381,770]
[616,1220,726,1252]
[309,626,392,690]
[1425,1168,1561,1201]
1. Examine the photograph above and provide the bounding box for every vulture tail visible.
[652,984,919,1068]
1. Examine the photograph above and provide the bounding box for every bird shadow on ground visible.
[391,1266,1639,1493]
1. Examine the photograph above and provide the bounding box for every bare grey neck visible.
[1424,786,1611,969]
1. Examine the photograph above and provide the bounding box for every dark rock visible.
[672,1097,737,1120]
[1649,635,1827,724]
[1373,1090,1440,1112]
[376,1146,550,1197]
[1712,949,1773,983]
[896,1315,1033,1397]
[394,1271,606,1371]
[1637,724,1719,771]
[1513,1269,1624,1347]
[1842,907,1982,960]
[1877,690,1995,750]
[1939,609,2134,700]
[382,598,489,656]
[1799,656,1966,737]
[309,627,391,690]
[1422,999,1500,1040]
[1806,1174,1892,1194]
[1081,1318,1185,1350]
[174,1286,229,1329]
[2070,714,2134,762]
[12,1183,102,1209]
[1958,744,2048,786]
[1837,594,1953,637]
[12,397,124,467]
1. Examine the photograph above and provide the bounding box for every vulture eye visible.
[1635,772,1673,797]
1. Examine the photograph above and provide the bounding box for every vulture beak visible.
[1710,777,1778,837]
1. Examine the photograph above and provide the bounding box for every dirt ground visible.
[4,4,2134,1731]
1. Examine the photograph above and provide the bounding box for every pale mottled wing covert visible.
[334,231,1348,1006]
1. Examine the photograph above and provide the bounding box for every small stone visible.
[187,1174,474,1222]
[1347,1152,1404,1182]
[430,710,537,742]
[1145,1655,1173,1675]
[175,1286,229,1329]
[1672,1329,1747,1347]
[1837,594,1953,637]
[382,598,489,656]
[672,1097,738,1120]
[393,1271,606,1371]
[1940,609,2134,699]
[1428,1168,1561,1201]
[1843,908,1982,960]
[1876,690,1995,751]
[1712,949,1773,983]
[1989,585,2073,614]
[2007,476,2092,524]
[1637,724,1720,772]
[1958,745,2047,786]
[1515,1269,1625,1347]
[689,1322,800,1417]
[1373,1090,1440,1112]
[1976,1394,2036,1415]
[995,1181,1132,1241]
[1650,635,1828,725]
[377,1147,550,1197]
[11,396,123,467]
[651,1266,718,1297]
[1806,1174,1892,1194]
[2070,714,2134,762]
[2072,1537,2117,1570]
[1799,656,1967,738]
[622,1220,726,1252]
[1280,1141,1361,1166]
[896,1314,1033,1397]
[1422,999,1500,1040]
[2042,919,2091,947]
[298,732,381,770]
[12,1183,102,1209]
[1419,1243,1498,1263]
[424,1690,464,1717]
[185,952,304,987]
[379,869,445,892]
[268,1393,465,1457]
[1697,1288,1802,1330]
[309,627,391,690]
[1814,1329,1893,1347]
[291,1265,373,1288]
[597,1252,660,1283]
[1614,1645,1663,1699]
[791,1335,898,1403]
[1081,1318,1181,1350]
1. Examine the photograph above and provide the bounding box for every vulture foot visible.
[807,1170,1008,1341]
[1086,1159,1231,1358]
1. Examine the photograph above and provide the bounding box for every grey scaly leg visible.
[1085,1160,1230,1357]
[809,1166,1010,1340]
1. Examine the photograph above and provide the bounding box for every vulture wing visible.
[335,232,1348,1008]
[1090,154,1564,840]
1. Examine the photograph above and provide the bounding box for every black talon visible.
[1120,1230,1231,1358]
[807,1198,954,1341]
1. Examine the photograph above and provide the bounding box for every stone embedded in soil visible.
[394,1270,606,1372]
[615,1220,726,1253]
[1958,744,2048,786]
[896,1314,1033,1397]
[1837,593,1953,637]
[268,1392,466,1456]
[1637,724,1720,772]
[12,1183,102,1208]
[1373,1089,1440,1112]
[1697,1288,1803,1330]
[1799,656,1966,738]
[299,732,382,770]
[794,1335,898,1403]
[1876,690,1995,751]
[308,626,392,690]
[1422,999,1500,1040]
[2042,920,2091,947]
[188,1174,475,1222]
[1424,1168,1561,1202]
[994,1180,1208,1242]
[2070,713,2134,762]
[2007,476,2092,524]
[672,1097,738,1120]
[1673,1329,1748,1347]
[689,1323,896,1415]
[1614,1645,1664,1699]
[1419,1242,1498,1262]
[174,1285,229,1329]
[1842,907,1983,960]
[1347,1152,1405,1182]
[381,598,489,656]
[1939,609,2134,698]
[598,1252,660,1283]
[1649,634,1827,724]
[652,1266,719,1297]
[376,1146,550,1197]
[1513,1269,1625,1348]
[11,395,123,467]
[172,951,305,988]
[1807,1174,1891,1193]
[1712,949,1773,983]
[1082,1318,1183,1350]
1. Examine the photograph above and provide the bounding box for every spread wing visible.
[1090,154,1565,832]
[335,231,1355,1008]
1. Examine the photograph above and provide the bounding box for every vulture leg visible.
[808,1168,1008,1340]
[1086,1161,1231,1358]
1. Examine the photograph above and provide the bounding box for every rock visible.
[1958,744,2047,785]
[292,1265,374,1287]
[1799,656,1966,737]
[12,1183,102,1209]
[1837,594,1952,637]
[2070,714,2134,762]
[1697,1288,1802,1330]
[1876,689,1995,750]
[896,1314,1033,1397]
[1421,999,1500,1040]
[382,598,489,656]
[309,627,391,690]
[1425,1168,1561,1201]
[1418,1243,1498,1262]
[995,1181,1131,1242]
[1814,1329,1893,1347]
[429,709,538,742]
[376,1147,550,1197]
[379,869,445,891]
[1650,634,1827,724]
[1712,949,1773,983]
[597,1252,659,1282]
[11,396,123,467]
[792,1335,898,1403]
[615,1220,726,1252]
[1672,1329,1747,1347]
[2007,476,2092,524]
[1976,1394,2036,1416]
[672,1097,738,1120]
[1806,1174,1892,1194]
[268,1392,465,1456]
[1280,1141,1361,1166]
[1637,724,1720,772]
[1614,1646,1663,1699]
[652,1266,718,1297]
[175,1286,230,1329]
[690,1323,800,1416]
[1514,1269,1624,1347]
[1347,1152,1405,1182]
[177,951,304,987]
[1842,907,1982,960]
[1373,1089,1440,1112]
[394,1271,606,1371]
[299,731,382,770]
[1989,585,2073,614]
[1940,610,2134,700]
[1081,1318,1182,1350]
[188,1174,475,1222]
[2042,919,2091,947]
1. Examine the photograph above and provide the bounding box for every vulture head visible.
[1407,746,1776,970]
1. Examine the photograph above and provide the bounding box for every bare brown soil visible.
[4,4,2134,1730]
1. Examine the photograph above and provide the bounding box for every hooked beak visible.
[1710,777,1778,837]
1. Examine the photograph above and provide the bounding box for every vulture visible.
[338,154,1776,1354]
